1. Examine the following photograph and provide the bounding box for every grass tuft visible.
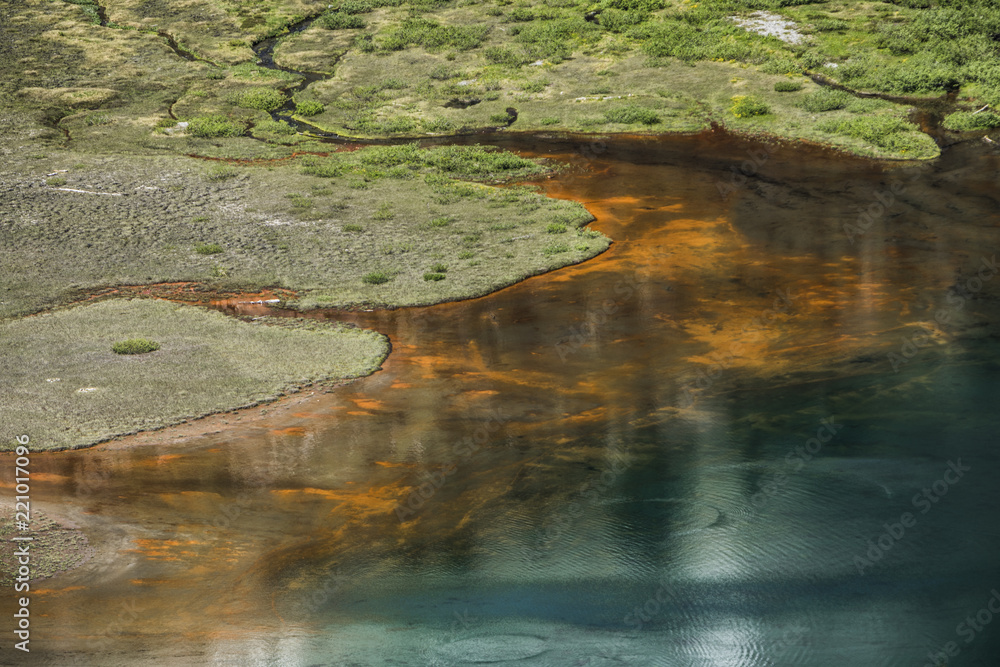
[195,243,224,255]
[111,338,160,355]
[188,115,247,138]
[729,95,770,118]
[604,105,660,125]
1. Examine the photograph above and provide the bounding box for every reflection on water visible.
[11,134,1000,665]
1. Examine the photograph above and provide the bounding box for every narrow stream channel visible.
[19,131,1000,665]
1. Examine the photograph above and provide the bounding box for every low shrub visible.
[430,263,448,273]
[372,203,395,220]
[817,115,935,154]
[799,88,851,112]
[319,11,366,29]
[338,0,373,13]
[234,87,288,112]
[941,110,1000,131]
[483,46,527,67]
[374,19,489,52]
[254,119,296,135]
[600,9,650,33]
[85,112,112,126]
[729,95,770,118]
[506,7,535,21]
[774,80,803,92]
[422,145,538,177]
[296,100,325,116]
[111,338,160,355]
[362,271,391,284]
[205,165,240,181]
[543,243,570,256]
[604,105,661,125]
[286,193,313,210]
[195,243,224,255]
[188,115,246,138]
[546,223,567,234]
[343,223,364,232]
[301,157,348,177]
[423,272,446,281]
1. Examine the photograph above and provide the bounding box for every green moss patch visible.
[111,338,161,355]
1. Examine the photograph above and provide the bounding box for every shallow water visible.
[12,133,1000,666]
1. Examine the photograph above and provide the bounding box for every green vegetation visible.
[774,81,803,93]
[85,112,111,126]
[111,338,161,355]
[543,242,570,256]
[0,300,388,450]
[817,116,933,155]
[362,271,391,284]
[296,100,326,116]
[0,145,610,319]
[800,89,852,113]
[423,272,446,281]
[319,11,367,30]
[361,19,490,54]
[604,105,660,125]
[730,96,770,118]
[188,115,247,138]
[233,87,288,112]
[195,243,225,255]
[13,0,995,159]
[942,110,1000,132]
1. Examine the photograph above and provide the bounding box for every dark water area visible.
[9,134,1000,665]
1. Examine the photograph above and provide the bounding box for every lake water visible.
[17,133,1000,666]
